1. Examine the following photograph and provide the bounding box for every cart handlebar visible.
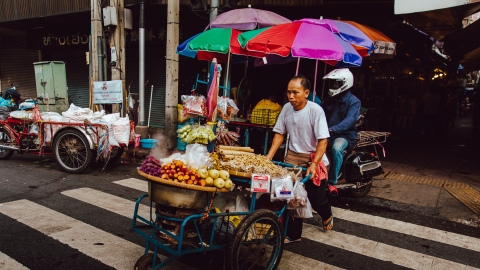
[271,161,311,183]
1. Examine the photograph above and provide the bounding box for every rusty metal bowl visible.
[148,181,213,209]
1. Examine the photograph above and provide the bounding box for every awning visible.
[395,0,480,40]
[442,18,480,69]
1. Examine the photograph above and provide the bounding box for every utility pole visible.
[109,0,125,114]
[90,0,102,109]
[165,0,179,150]
[138,1,145,126]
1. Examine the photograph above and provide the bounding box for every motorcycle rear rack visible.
[356,131,390,148]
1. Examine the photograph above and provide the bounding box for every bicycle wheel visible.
[53,128,93,173]
[227,209,284,270]
[0,127,14,160]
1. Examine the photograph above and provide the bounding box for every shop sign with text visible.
[93,80,123,104]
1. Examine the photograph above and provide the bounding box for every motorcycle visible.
[328,110,389,198]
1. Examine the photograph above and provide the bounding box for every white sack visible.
[112,116,130,145]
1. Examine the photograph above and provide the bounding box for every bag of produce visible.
[291,198,313,219]
[287,182,308,209]
[181,94,207,117]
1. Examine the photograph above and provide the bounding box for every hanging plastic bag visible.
[291,198,313,219]
[287,182,308,209]
[217,97,239,121]
[270,175,294,202]
[177,104,189,123]
[181,95,208,117]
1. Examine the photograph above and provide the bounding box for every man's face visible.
[287,79,309,108]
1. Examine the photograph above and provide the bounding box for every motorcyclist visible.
[321,68,361,185]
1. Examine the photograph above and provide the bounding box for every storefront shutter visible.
[126,45,166,128]
[0,49,38,99]
[52,50,90,108]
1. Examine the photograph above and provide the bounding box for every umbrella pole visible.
[224,51,231,97]
[321,62,327,99]
[295,57,300,75]
[313,59,318,101]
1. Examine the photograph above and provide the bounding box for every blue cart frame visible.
[131,161,310,269]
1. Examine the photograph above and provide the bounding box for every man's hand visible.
[306,162,317,180]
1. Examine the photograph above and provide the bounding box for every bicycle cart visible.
[132,161,309,270]
[0,116,126,173]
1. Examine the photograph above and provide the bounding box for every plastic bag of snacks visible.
[217,96,239,121]
[270,175,294,202]
[181,95,208,117]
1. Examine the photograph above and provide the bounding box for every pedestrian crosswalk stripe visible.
[113,178,148,192]
[0,200,194,270]
[302,223,475,270]
[117,178,480,253]
[0,251,29,270]
[114,178,148,192]
[333,206,480,253]
[64,187,343,270]
[61,187,151,223]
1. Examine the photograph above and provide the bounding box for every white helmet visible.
[323,68,354,97]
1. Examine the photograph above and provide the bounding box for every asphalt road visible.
[1,154,479,270]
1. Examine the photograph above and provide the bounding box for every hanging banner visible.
[93,80,123,104]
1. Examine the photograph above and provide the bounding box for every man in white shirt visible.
[266,75,333,243]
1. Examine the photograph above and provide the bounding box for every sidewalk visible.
[370,116,480,226]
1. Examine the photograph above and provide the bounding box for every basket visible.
[137,169,230,193]
[250,109,281,126]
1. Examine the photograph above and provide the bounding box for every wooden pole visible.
[165,0,180,150]
[90,0,102,109]
[110,0,125,114]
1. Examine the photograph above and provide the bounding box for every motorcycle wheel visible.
[0,127,14,160]
[348,181,372,198]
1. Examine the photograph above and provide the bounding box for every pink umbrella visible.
[207,6,291,31]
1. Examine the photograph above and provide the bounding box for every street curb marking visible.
[444,186,480,216]
[380,173,479,216]
[381,173,445,186]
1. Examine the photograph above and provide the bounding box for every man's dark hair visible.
[290,75,311,91]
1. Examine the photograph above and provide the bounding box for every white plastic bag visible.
[251,174,271,193]
[112,116,130,145]
[287,182,308,209]
[270,175,294,201]
[185,143,209,169]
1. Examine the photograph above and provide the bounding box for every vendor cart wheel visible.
[0,127,14,160]
[348,181,372,198]
[53,129,93,174]
[227,209,284,270]
[133,253,161,270]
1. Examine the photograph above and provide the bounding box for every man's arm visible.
[265,133,285,160]
[330,99,361,134]
[306,138,328,178]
